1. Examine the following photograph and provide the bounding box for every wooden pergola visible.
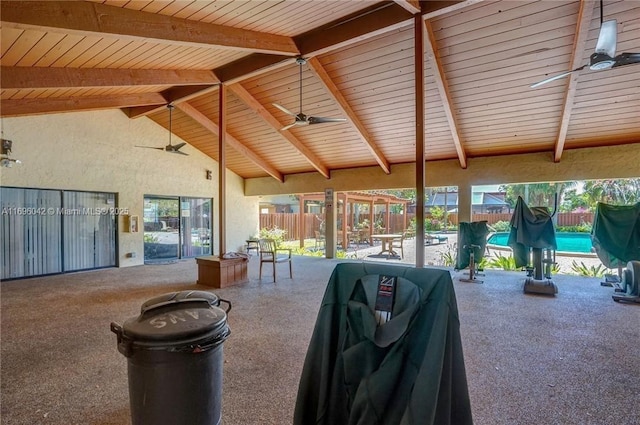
[298,191,410,249]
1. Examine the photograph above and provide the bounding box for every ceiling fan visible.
[531,0,640,88]
[272,57,347,131]
[135,104,188,155]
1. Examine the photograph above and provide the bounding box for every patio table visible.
[370,234,403,258]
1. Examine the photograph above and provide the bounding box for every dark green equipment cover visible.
[591,202,640,268]
[455,221,489,270]
[508,196,557,268]
[294,262,472,425]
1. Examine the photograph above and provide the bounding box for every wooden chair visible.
[314,231,325,251]
[360,227,371,246]
[258,238,292,282]
[389,232,406,259]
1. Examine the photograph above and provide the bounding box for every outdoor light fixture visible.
[1,138,23,168]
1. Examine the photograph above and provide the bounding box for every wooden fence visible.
[260,212,595,241]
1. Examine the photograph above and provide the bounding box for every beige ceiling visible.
[1,0,639,183]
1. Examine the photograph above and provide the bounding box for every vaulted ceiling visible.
[1,0,639,183]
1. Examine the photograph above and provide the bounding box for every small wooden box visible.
[196,256,248,288]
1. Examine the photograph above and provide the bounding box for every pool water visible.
[487,232,593,254]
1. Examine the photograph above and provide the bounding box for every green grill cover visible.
[591,202,640,268]
[294,262,472,425]
[508,196,557,268]
[455,221,489,270]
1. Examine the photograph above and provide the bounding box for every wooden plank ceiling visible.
[1,0,639,181]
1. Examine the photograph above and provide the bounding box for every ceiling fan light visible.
[590,51,616,70]
[590,60,615,70]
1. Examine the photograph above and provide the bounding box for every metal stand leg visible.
[459,244,483,284]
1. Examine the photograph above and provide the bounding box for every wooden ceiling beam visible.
[215,54,294,84]
[126,85,219,118]
[0,93,166,117]
[1,66,219,90]
[306,57,391,174]
[228,83,331,179]
[554,0,597,163]
[424,20,468,169]
[295,3,413,57]
[421,0,485,20]
[214,1,468,84]
[393,0,421,15]
[175,102,284,183]
[0,1,299,56]
[293,0,473,57]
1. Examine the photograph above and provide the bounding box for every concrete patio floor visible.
[1,254,638,425]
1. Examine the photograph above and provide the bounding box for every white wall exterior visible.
[0,109,259,267]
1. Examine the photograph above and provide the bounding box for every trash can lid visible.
[139,290,219,313]
[122,291,228,346]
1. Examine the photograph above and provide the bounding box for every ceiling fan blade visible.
[281,122,298,131]
[612,52,640,68]
[170,142,186,150]
[170,150,189,156]
[595,19,617,58]
[135,145,164,150]
[273,103,296,116]
[530,65,586,88]
[308,116,348,124]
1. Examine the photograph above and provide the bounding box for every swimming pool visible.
[486,232,593,254]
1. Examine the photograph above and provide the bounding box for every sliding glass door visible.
[181,197,211,257]
[143,197,180,262]
[1,187,117,280]
[1,188,62,279]
[143,196,212,263]
[63,191,117,271]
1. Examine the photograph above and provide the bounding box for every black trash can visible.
[111,290,231,425]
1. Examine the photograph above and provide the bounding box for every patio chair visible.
[197,228,210,246]
[388,232,406,259]
[357,227,371,245]
[426,233,448,245]
[314,231,325,251]
[258,238,292,282]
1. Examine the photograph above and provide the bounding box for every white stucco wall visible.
[0,109,259,267]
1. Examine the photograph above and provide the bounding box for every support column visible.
[342,194,349,248]
[385,200,390,233]
[415,16,425,267]
[218,85,226,256]
[299,196,305,248]
[369,200,374,245]
[325,188,337,259]
[458,184,472,224]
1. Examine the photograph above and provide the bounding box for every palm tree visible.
[584,179,640,206]
[501,182,576,211]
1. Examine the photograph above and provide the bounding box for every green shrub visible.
[489,220,511,232]
[259,226,287,247]
[487,253,518,270]
[143,233,159,243]
[570,260,606,277]
[557,222,592,233]
[291,247,323,257]
[430,206,444,221]
[425,219,442,232]
[437,244,456,267]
